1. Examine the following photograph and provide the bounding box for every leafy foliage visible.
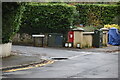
[75,4,119,26]
[81,25,100,32]
[2,2,25,43]
[19,3,77,34]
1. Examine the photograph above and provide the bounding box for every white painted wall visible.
[0,43,12,58]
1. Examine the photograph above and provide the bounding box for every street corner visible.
[2,59,55,73]
[1,51,55,73]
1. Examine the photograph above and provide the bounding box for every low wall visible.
[12,33,48,47]
[12,33,33,46]
[0,43,12,58]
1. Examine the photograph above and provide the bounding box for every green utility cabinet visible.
[93,29,103,48]
[48,33,63,47]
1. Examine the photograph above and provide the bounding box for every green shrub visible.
[2,2,25,43]
[19,3,77,34]
[75,4,119,26]
[117,2,120,25]
[81,25,99,32]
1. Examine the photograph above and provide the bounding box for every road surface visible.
[2,45,118,78]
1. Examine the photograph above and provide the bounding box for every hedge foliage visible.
[3,3,119,44]
[19,3,119,35]
[75,4,119,26]
[2,2,25,43]
[19,3,77,34]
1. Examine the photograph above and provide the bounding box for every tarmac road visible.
[2,45,118,78]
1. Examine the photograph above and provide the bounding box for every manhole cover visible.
[51,57,68,60]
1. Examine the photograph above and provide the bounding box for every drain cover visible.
[51,57,68,60]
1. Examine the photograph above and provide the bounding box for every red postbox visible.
[68,31,74,43]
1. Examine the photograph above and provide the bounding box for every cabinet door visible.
[55,35,63,47]
[48,34,55,47]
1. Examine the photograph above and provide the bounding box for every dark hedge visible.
[75,4,119,26]
[19,3,77,34]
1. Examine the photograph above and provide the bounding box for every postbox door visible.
[68,31,74,42]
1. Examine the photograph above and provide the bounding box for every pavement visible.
[1,45,119,71]
[52,45,120,52]
[1,52,51,73]
[2,53,43,68]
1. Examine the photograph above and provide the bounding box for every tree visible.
[2,2,25,43]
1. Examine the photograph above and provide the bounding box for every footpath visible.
[51,45,119,53]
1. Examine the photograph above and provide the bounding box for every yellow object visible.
[3,60,54,72]
[104,24,120,30]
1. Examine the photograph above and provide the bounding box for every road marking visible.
[69,52,94,59]
[3,67,34,72]
[3,60,54,73]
